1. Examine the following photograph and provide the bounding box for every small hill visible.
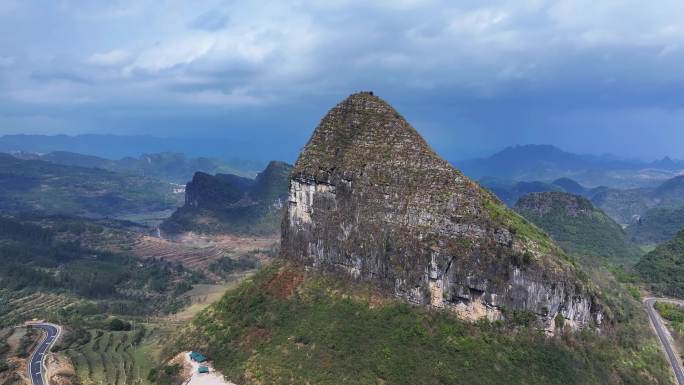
[162,161,291,235]
[652,175,684,207]
[515,192,641,263]
[627,206,684,245]
[0,153,181,217]
[636,230,684,297]
[552,178,589,196]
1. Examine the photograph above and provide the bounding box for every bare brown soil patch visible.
[263,268,305,299]
[45,353,78,385]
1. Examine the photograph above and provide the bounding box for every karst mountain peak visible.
[282,92,604,332]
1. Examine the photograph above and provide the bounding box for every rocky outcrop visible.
[163,161,292,235]
[184,172,253,209]
[45,353,80,385]
[281,92,604,331]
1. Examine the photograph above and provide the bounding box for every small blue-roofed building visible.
[190,351,207,363]
[198,366,209,374]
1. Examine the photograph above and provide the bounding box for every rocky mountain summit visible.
[281,92,604,331]
[163,161,291,235]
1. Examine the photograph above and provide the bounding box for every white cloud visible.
[125,36,216,73]
[85,50,130,66]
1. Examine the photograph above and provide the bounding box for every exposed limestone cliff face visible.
[281,92,603,331]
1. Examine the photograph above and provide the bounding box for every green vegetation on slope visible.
[482,190,556,255]
[654,302,684,356]
[57,325,165,385]
[627,206,684,245]
[0,153,182,217]
[0,215,199,327]
[172,264,671,385]
[515,192,642,264]
[654,302,684,329]
[637,230,684,298]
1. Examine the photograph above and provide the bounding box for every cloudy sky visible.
[1,0,683,161]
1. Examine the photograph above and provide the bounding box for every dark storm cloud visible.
[0,0,683,161]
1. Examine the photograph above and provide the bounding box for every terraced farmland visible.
[132,237,226,270]
[131,233,277,271]
[63,327,165,385]
[0,290,78,327]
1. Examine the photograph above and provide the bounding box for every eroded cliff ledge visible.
[281,92,604,331]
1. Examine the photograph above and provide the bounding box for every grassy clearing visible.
[173,279,251,321]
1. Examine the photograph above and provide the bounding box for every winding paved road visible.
[644,298,684,385]
[27,323,61,385]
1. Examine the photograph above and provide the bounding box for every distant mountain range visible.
[13,151,261,183]
[457,144,684,188]
[480,177,607,207]
[482,173,684,233]
[0,134,267,164]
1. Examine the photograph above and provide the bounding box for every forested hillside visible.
[0,215,198,327]
[637,230,684,297]
[0,153,182,217]
[515,192,641,263]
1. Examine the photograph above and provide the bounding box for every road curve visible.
[644,298,684,385]
[27,323,61,385]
